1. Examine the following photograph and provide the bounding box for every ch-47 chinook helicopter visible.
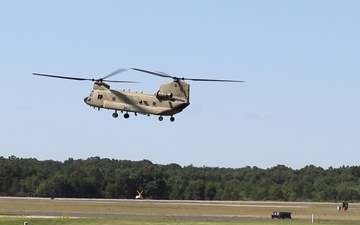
[33,68,243,122]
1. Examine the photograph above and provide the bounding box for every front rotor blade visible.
[33,72,138,83]
[102,68,128,80]
[103,79,139,83]
[32,73,94,81]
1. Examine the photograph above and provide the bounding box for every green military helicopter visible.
[33,68,243,122]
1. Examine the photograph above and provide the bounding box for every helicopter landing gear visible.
[124,113,130,119]
[112,112,118,118]
[158,116,175,122]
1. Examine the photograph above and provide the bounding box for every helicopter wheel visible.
[124,113,130,119]
[112,112,118,118]
[170,116,175,122]
[158,116,163,121]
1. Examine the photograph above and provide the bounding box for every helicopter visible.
[32,68,243,122]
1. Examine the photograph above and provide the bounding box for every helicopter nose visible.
[84,97,88,103]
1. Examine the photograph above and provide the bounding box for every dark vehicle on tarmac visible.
[271,212,291,219]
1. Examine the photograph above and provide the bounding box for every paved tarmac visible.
[1,197,358,221]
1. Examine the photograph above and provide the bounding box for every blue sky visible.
[1,1,359,169]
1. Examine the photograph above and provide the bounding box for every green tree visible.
[205,182,217,200]
[184,180,205,200]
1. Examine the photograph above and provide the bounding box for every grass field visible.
[0,197,359,224]
[0,218,358,225]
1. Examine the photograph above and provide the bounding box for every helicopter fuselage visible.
[33,67,242,122]
[83,81,190,118]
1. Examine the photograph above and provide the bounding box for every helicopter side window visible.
[97,95,103,100]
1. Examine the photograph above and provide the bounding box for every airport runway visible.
[1,197,359,221]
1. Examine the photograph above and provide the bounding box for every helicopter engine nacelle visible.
[156,91,173,100]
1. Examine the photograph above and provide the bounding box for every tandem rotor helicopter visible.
[33,68,244,122]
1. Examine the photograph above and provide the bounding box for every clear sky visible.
[1,1,359,169]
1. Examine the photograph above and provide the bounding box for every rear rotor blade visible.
[184,78,244,82]
[131,68,244,82]
[131,68,173,79]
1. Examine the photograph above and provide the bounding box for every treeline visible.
[1,156,360,202]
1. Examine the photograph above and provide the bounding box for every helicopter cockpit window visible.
[97,94,103,100]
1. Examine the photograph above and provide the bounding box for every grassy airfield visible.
[0,197,359,224]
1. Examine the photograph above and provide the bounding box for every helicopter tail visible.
[158,81,190,103]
